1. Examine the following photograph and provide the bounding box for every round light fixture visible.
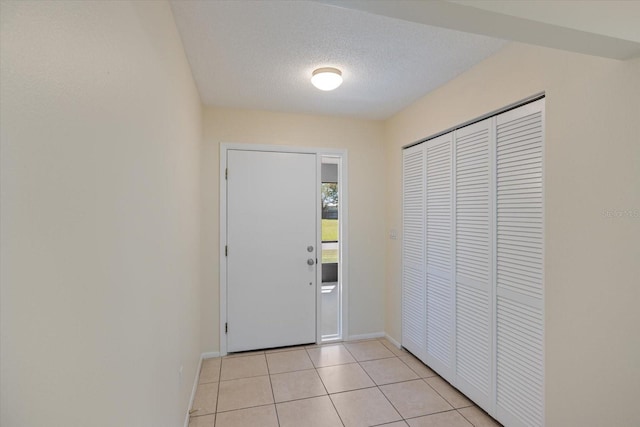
[311,67,343,91]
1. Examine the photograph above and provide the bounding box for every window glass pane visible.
[321,182,338,264]
[320,167,340,340]
[322,241,338,264]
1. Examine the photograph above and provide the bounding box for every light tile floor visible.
[188,338,502,427]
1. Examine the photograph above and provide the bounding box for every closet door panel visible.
[425,133,454,378]
[402,144,427,360]
[401,97,545,427]
[495,99,545,427]
[454,118,494,409]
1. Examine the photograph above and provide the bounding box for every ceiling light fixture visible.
[311,67,343,91]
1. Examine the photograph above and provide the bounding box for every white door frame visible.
[219,143,348,356]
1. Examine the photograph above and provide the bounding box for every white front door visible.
[226,149,317,352]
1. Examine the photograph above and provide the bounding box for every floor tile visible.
[190,382,218,416]
[399,355,436,378]
[266,349,314,374]
[457,406,502,426]
[376,422,409,427]
[188,414,215,427]
[270,369,327,403]
[379,339,408,357]
[424,377,473,409]
[330,387,402,427]
[344,340,395,361]
[407,410,473,427]
[360,357,419,385]
[307,344,356,367]
[317,363,375,394]
[215,404,279,427]
[380,379,452,418]
[277,395,343,427]
[199,358,221,384]
[220,354,268,381]
[217,376,273,412]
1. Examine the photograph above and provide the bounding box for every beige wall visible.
[0,2,202,426]
[201,108,386,352]
[384,43,640,426]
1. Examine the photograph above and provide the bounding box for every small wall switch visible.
[390,229,397,240]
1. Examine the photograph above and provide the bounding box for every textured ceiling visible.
[452,0,640,43]
[322,0,640,60]
[169,0,507,119]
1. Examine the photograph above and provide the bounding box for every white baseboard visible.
[384,333,401,349]
[183,352,221,427]
[183,355,203,427]
[346,332,385,341]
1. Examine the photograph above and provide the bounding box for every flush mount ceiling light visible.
[311,67,343,91]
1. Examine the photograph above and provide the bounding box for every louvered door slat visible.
[402,144,427,361]
[454,118,493,409]
[496,99,545,427]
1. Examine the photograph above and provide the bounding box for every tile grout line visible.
[265,393,331,406]
[456,406,479,427]
[456,404,502,427]
[420,376,474,411]
[215,356,222,422]
[265,353,282,427]
[400,408,466,425]
[396,354,435,378]
[189,359,222,422]
[208,340,493,426]
[371,340,474,413]
[365,339,475,424]
[306,346,347,427]
[340,342,356,359]
[350,340,410,421]
[214,402,278,416]
[334,339,426,423]
[219,373,277,381]
[348,344,405,424]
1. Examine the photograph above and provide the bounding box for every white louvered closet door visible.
[402,144,427,361]
[454,118,494,410]
[495,99,545,427]
[424,133,455,380]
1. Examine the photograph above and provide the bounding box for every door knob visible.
[307,245,314,252]
[307,258,315,266]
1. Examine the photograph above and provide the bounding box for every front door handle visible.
[307,258,315,266]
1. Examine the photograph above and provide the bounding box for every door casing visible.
[219,143,348,356]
